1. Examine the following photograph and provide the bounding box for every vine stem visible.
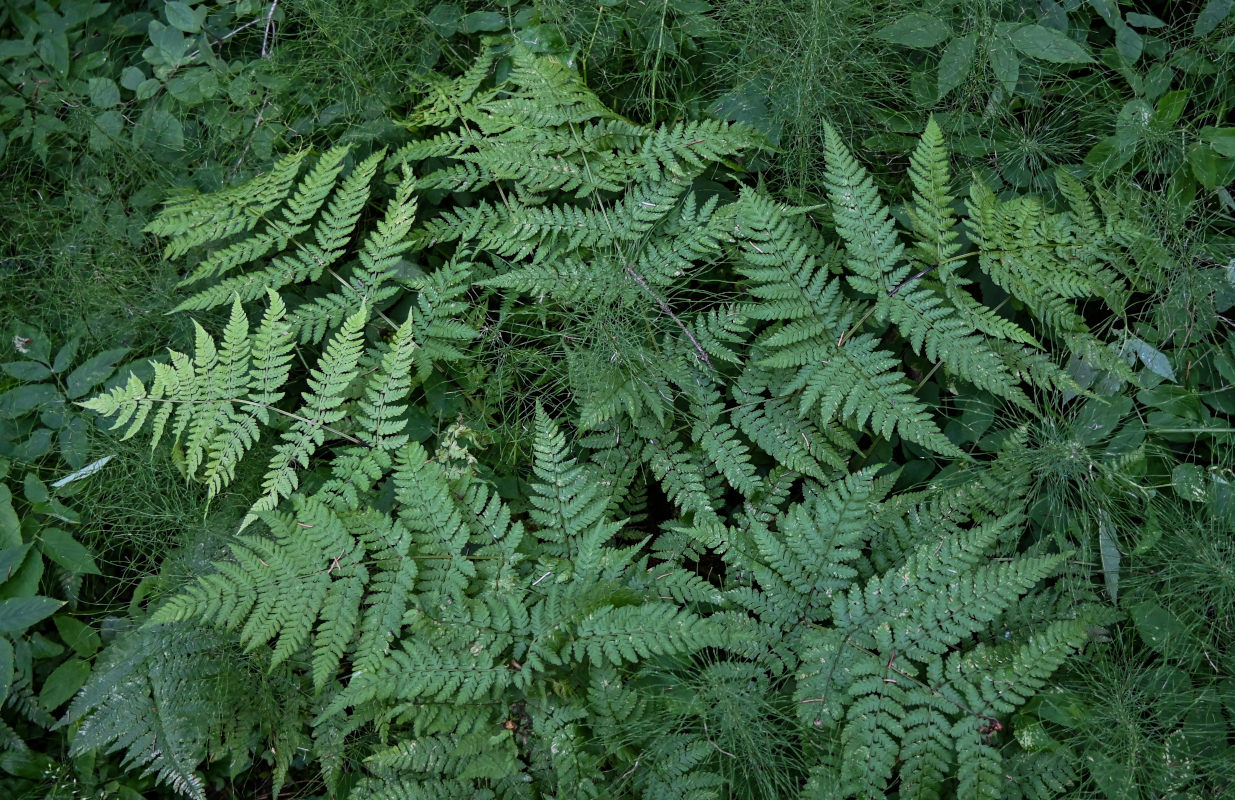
[261,0,280,58]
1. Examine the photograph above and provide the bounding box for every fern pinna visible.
[73,40,1134,799]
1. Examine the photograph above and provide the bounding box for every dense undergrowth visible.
[1,1,1233,799]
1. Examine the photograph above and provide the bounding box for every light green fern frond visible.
[148,149,311,258]
[173,150,386,314]
[826,122,1032,408]
[246,305,369,524]
[734,189,961,456]
[80,291,296,498]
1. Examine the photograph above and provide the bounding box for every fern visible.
[70,45,1144,799]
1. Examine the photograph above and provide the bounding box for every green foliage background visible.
[1,1,1233,799]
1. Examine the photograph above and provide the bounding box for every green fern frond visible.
[907,117,964,271]
[64,627,263,800]
[178,146,351,287]
[148,149,311,258]
[246,305,369,524]
[173,150,386,314]
[827,122,1031,407]
[528,406,609,549]
[822,122,907,296]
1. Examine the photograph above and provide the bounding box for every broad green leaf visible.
[0,546,42,601]
[1129,602,1187,655]
[937,34,976,99]
[1170,48,1219,74]
[0,384,62,419]
[1097,510,1119,603]
[1152,89,1189,128]
[87,77,121,109]
[0,544,30,585]
[66,347,128,399]
[1115,23,1142,64]
[1116,98,1153,146]
[459,11,506,33]
[148,20,189,63]
[989,38,1020,95]
[1124,336,1175,381]
[1194,0,1234,38]
[59,416,91,470]
[1143,63,1174,101]
[120,66,146,91]
[1009,24,1093,63]
[38,657,90,710]
[54,614,101,658]
[23,473,48,504]
[1125,13,1166,28]
[426,3,462,36]
[135,78,161,101]
[1,362,52,381]
[90,109,125,153]
[166,68,219,105]
[1171,463,1207,502]
[1086,0,1117,25]
[1138,385,1203,419]
[12,428,55,464]
[35,30,70,75]
[165,1,202,33]
[0,638,11,705]
[0,485,19,549]
[133,106,184,151]
[1073,395,1131,445]
[0,596,64,635]
[1200,126,1235,156]
[1091,754,1136,799]
[38,528,100,575]
[710,84,779,143]
[1189,143,1224,190]
[877,14,952,49]
[0,747,57,781]
[0,40,35,61]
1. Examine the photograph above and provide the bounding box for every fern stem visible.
[325,267,399,331]
[836,304,879,348]
[624,265,712,368]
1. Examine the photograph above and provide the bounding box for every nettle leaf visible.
[877,13,953,48]
[1010,24,1093,63]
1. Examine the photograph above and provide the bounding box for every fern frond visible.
[246,305,368,524]
[173,150,385,313]
[907,117,964,271]
[65,627,247,800]
[829,123,1030,407]
[529,407,609,550]
[148,149,311,258]
[179,146,352,287]
[823,122,907,295]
